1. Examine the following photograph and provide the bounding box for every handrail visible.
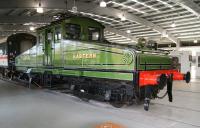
[137,49,170,55]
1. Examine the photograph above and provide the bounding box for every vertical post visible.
[167,74,173,102]
[175,40,180,51]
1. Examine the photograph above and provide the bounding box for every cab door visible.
[36,32,45,67]
[44,29,54,66]
[53,26,62,66]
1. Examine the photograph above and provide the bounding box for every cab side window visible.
[0,45,6,55]
[65,24,81,40]
[38,34,43,44]
[0,48,3,55]
[55,26,62,41]
[47,30,53,41]
[88,27,100,41]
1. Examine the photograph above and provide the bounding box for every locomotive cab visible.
[36,16,106,67]
[64,17,105,42]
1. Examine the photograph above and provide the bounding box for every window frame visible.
[88,27,101,41]
[55,26,62,41]
[65,23,81,40]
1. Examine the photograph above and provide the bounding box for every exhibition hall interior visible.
[0,0,200,128]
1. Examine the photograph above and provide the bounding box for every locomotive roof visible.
[37,16,105,31]
[7,33,36,42]
[35,16,168,55]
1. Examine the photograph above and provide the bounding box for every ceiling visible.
[0,0,200,46]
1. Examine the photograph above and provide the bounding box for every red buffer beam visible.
[139,70,190,87]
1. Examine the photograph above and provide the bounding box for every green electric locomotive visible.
[14,16,190,110]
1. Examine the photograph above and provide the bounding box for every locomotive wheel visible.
[110,94,125,108]
[109,86,127,108]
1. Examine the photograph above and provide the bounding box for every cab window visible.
[47,30,53,41]
[0,45,6,55]
[38,33,43,44]
[55,26,62,41]
[65,24,81,40]
[88,27,100,41]
[0,49,3,55]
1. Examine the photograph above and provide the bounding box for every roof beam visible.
[0,0,178,43]
[0,31,26,36]
[0,15,51,24]
[104,26,137,43]
[0,37,7,43]
[172,0,200,17]
[0,24,36,31]
[79,1,178,43]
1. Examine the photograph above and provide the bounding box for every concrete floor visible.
[0,80,200,128]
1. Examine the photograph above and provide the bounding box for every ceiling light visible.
[165,34,169,38]
[121,16,126,21]
[23,22,33,26]
[96,34,99,38]
[72,0,78,13]
[162,31,168,38]
[120,14,126,21]
[72,6,78,13]
[171,22,176,27]
[100,0,107,7]
[194,39,198,43]
[29,26,35,31]
[126,30,131,34]
[36,2,44,13]
[36,7,44,13]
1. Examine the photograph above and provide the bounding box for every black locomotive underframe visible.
[0,67,171,111]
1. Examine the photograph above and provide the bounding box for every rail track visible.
[1,76,199,111]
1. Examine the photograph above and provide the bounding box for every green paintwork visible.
[15,16,172,81]
[137,53,172,70]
